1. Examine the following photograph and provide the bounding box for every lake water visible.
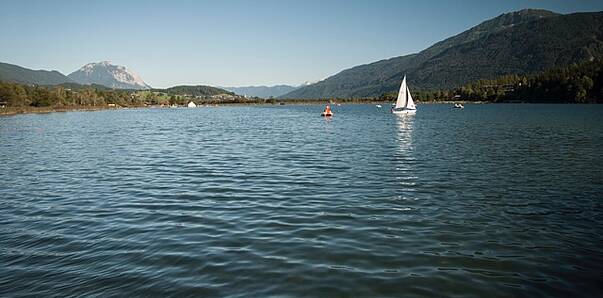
[1,104,602,297]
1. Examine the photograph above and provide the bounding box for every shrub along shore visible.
[0,105,124,116]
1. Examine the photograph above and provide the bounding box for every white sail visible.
[392,75,417,114]
[395,76,407,109]
[405,86,416,109]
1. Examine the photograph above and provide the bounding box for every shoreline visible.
[1,100,593,117]
[0,101,451,116]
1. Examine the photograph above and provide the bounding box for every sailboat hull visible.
[392,108,416,114]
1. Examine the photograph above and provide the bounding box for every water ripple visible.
[0,104,602,297]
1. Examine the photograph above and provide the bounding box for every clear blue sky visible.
[1,0,602,88]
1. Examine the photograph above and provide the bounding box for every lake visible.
[0,104,602,297]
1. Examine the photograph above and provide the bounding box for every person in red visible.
[322,105,333,116]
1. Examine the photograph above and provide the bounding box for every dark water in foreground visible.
[0,104,602,297]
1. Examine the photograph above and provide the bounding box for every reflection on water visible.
[394,113,415,152]
[0,104,602,297]
[393,113,418,191]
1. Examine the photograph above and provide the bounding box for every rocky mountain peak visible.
[68,61,150,90]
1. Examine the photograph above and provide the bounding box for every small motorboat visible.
[321,105,334,117]
[453,103,464,109]
[376,104,382,108]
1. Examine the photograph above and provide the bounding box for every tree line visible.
[0,83,142,107]
[2,58,602,107]
[381,58,603,103]
[0,83,260,108]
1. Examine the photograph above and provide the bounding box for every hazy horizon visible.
[1,0,603,88]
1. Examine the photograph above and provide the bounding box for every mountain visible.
[68,61,151,90]
[55,82,113,91]
[0,62,75,85]
[154,85,234,96]
[221,85,297,98]
[282,9,603,99]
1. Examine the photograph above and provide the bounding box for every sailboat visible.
[391,76,417,114]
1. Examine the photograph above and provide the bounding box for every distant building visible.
[187,101,197,108]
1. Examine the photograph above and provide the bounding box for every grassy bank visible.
[0,105,126,116]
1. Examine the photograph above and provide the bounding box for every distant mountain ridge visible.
[68,61,151,90]
[154,85,234,97]
[282,9,603,98]
[222,85,297,98]
[0,62,248,95]
[0,62,74,85]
